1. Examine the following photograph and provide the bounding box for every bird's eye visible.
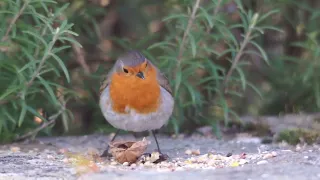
[123,68,129,73]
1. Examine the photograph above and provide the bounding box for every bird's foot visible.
[140,152,169,164]
[100,149,112,158]
[156,152,169,163]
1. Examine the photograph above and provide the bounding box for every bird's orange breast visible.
[109,66,161,114]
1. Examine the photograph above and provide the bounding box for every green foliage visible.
[1,0,319,142]
[259,0,320,115]
[0,0,79,142]
[277,128,320,145]
[146,0,279,134]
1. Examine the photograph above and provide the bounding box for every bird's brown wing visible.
[151,62,172,95]
[99,66,116,95]
[157,71,172,95]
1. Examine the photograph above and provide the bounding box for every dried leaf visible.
[109,138,149,164]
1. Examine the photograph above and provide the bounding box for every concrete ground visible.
[0,133,320,180]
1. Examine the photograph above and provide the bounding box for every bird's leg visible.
[100,129,120,157]
[152,130,161,154]
[151,130,169,163]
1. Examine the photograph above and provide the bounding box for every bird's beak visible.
[136,71,145,79]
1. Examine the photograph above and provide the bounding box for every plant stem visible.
[177,0,201,62]
[15,109,64,141]
[206,0,222,33]
[222,24,254,90]
[26,30,60,87]
[175,0,201,93]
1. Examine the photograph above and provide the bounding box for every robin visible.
[99,50,174,157]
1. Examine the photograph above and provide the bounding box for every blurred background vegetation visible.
[1,0,320,143]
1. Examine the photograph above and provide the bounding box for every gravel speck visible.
[1,134,320,180]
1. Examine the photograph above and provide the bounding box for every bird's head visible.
[113,51,152,80]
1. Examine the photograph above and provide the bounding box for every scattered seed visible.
[239,159,248,165]
[185,149,192,155]
[47,155,54,159]
[10,146,20,153]
[58,148,68,154]
[110,161,118,165]
[144,161,153,167]
[257,160,268,165]
[230,161,239,167]
[185,149,200,155]
[62,158,69,163]
[263,151,277,159]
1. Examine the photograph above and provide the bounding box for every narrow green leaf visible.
[0,86,20,100]
[199,7,213,28]
[23,31,48,49]
[37,76,59,105]
[257,9,280,24]
[3,110,17,125]
[51,45,71,54]
[49,53,70,83]
[188,33,197,57]
[183,82,197,105]
[163,14,188,22]
[18,102,27,127]
[25,105,47,123]
[235,66,246,90]
[18,60,39,73]
[62,111,69,131]
[174,68,182,96]
[250,41,269,64]
[52,3,70,18]
[64,30,79,37]
[247,81,263,98]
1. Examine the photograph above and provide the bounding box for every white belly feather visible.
[99,86,174,132]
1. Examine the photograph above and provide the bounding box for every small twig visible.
[222,30,251,87]
[177,0,201,62]
[174,0,201,93]
[0,96,19,105]
[59,14,90,74]
[15,109,64,141]
[222,14,259,90]
[206,0,222,33]
[213,0,222,18]
[69,34,91,74]
[1,0,29,42]
[211,14,259,121]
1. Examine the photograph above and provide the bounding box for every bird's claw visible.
[154,152,169,163]
[100,150,112,158]
[140,152,169,164]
